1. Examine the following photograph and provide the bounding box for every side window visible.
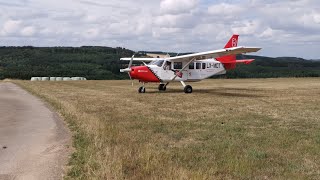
[202,63,206,69]
[196,63,201,69]
[174,62,182,69]
[189,63,194,69]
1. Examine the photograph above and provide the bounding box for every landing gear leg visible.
[138,83,146,93]
[180,81,192,93]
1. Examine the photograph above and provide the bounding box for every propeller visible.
[128,55,134,86]
[120,53,145,87]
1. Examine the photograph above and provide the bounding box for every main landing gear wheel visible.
[138,86,146,93]
[158,84,166,91]
[184,85,192,93]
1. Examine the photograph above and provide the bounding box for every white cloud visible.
[1,20,21,35]
[21,26,36,36]
[298,12,320,29]
[83,28,99,39]
[232,20,263,35]
[152,27,181,38]
[314,13,320,23]
[208,3,244,16]
[154,14,197,28]
[0,0,320,58]
[160,0,198,14]
[259,27,274,38]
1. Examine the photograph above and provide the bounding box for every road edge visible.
[11,81,74,179]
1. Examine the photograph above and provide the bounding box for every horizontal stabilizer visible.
[236,59,255,65]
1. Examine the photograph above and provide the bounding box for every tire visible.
[184,85,192,93]
[162,86,166,91]
[138,86,146,93]
[158,84,164,91]
[158,84,166,91]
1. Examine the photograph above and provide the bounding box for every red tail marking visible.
[224,34,239,48]
[216,34,239,70]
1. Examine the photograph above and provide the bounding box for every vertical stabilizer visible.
[216,34,239,70]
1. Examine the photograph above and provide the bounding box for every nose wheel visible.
[138,86,146,93]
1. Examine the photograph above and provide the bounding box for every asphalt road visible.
[0,82,71,180]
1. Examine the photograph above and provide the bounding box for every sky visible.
[0,0,319,59]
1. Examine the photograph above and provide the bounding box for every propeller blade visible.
[128,54,135,86]
[120,68,132,73]
[120,53,135,87]
[128,72,133,87]
[128,54,134,68]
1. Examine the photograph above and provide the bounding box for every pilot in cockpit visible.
[163,61,171,70]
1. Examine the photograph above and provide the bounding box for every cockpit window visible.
[149,60,164,67]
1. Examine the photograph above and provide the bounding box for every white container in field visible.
[50,77,56,81]
[72,77,81,81]
[56,77,63,81]
[31,77,40,81]
[41,77,49,81]
[63,77,71,81]
[83,77,87,80]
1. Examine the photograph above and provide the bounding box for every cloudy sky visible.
[0,0,319,59]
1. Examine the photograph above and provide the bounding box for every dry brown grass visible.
[15,78,320,179]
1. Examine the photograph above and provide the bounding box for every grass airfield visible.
[15,78,320,179]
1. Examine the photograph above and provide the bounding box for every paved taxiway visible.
[0,82,71,180]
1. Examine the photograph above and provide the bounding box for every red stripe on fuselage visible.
[129,66,160,82]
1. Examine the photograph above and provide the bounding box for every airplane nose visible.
[129,67,136,79]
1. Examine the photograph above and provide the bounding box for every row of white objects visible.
[31,77,87,81]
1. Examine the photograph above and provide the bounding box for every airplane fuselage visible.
[129,59,226,83]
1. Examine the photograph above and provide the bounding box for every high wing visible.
[167,46,261,62]
[120,57,159,62]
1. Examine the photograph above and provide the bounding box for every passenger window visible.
[196,63,201,69]
[202,63,206,69]
[189,63,194,69]
[174,62,182,69]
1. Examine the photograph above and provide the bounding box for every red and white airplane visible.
[120,35,261,93]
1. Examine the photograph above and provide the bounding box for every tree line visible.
[225,55,320,78]
[0,46,320,80]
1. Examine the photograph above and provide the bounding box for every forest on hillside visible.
[226,55,320,78]
[0,46,320,80]
[0,46,133,80]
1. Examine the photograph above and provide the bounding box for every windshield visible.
[149,60,164,67]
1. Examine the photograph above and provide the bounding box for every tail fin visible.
[216,34,239,70]
[224,34,239,48]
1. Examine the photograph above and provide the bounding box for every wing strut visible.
[163,58,195,89]
[170,58,196,81]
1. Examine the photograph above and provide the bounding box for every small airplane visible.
[120,35,261,93]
